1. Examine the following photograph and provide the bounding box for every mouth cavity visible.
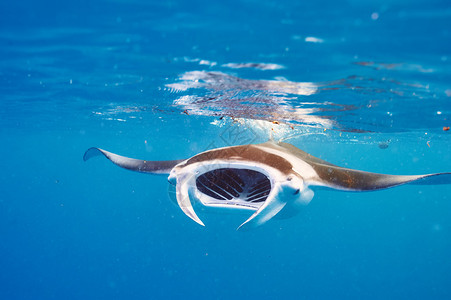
[195,168,271,203]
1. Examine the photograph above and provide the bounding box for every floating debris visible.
[378,139,391,149]
[378,142,389,149]
[222,62,285,70]
[304,36,324,43]
[166,70,341,129]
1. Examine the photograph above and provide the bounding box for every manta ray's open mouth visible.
[195,168,272,203]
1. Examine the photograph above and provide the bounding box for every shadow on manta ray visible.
[84,141,451,230]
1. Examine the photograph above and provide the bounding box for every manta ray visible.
[84,141,451,229]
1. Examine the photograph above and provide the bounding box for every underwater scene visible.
[1,0,451,299]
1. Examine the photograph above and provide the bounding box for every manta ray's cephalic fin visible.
[237,183,288,230]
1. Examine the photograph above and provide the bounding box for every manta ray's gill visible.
[182,145,294,175]
[196,168,272,203]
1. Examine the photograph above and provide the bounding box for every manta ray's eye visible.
[196,168,271,203]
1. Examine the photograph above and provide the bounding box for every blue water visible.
[1,0,451,299]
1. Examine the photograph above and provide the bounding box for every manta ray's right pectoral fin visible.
[83,147,184,174]
[308,161,451,191]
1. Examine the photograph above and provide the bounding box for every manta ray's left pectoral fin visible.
[83,147,184,174]
[409,173,451,186]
